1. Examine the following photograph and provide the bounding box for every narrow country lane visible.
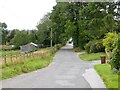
[1,44,100,88]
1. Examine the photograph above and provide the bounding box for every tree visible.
[38,2,120,49]
[36,13,52,47]
[28,30,38,43]
[7,29,16,43]
[50,3,69,45]
[11,30,30,49]
[0,22,8,44]
[1,22,7,29]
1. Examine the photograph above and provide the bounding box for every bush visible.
[73,47,82,52]
[110,35,120,70]
[55,44,62,50]
[85,40,105,53]
[103,32,117,51]
[90,43,98,53]
[84,41,93,53]
[51,44,62,54]
[90,40,105,53]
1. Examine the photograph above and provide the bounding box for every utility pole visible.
[50,28,52,48]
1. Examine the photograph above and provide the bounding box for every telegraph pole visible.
[50,28,52,49]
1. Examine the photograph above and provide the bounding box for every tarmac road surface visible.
[1,44,106,88]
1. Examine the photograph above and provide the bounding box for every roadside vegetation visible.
[1,50,20,57]
[1,54,53,80]
[1,48,50,58]
[79,52,106,61]
[94,64,119,89]
[1,44,62,80]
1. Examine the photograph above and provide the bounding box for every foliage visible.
[1,56,53,80]
[50,44,62,54]
[0,22,7,29]
[94,64,119,88]
[73,47,82,52]
[55,44,62,50]
[50,2,120,49]
[85,40,105,53]
[103,32,117,51]
[84,41,93,53]
[64,20,76,38]
[36,14,51,47]
[90,40,105,53]
[79,52,105,61]
[1,50,20,57]
[1,43,62,80]
[0,22,8,44]
[110,35,120,70]
[10,30,30,49]
[1,2,120,50]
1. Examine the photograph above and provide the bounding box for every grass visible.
[79,52,106,61]
[1,47,50,57]
[94,64,119,89]
[1,54,54,80]
[1,50,20,57]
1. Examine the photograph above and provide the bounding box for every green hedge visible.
[85,40,105,53]
[110,35,120,70]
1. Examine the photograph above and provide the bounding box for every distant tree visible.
[10,30,30,49]
[1,22,7,29]
[0,22,8,44]
[36,13,55,47]
[28,30,38,43]
[6,30,16,43]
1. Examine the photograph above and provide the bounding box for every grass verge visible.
[94,64,119,89]
[1,54,54,80]
[1,50,20,57]
[79,52,106,61]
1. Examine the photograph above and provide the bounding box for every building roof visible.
[30,42,38,47]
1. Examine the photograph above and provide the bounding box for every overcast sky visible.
[0,0,56,30]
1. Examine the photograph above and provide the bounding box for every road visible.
[1,44,105,88]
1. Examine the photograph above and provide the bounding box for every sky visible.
[0,0,57,30]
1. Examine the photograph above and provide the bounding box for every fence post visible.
[10,54,12,64]
[4,55,7,65]
[27,53,28,58]
[32,52,34,60]
[16,54,18,64]
[4,49,7,65]
[30,53,32,60]
[23,54,25,62]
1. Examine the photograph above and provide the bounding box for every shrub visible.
[51,44,62,54]
[90,40,105,53]
[73,47,82,52]
[110,35,120,70]
[55,44,62,50]
[21,65,36,73]
[90,43,98,53]
[85,40,105,53]
[103,32,117,51]
[84,41,93,53]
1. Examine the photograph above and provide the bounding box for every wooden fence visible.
[1,50,50,66]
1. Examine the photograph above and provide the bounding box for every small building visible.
[20,42,38,53]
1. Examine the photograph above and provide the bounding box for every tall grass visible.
[1,53,54,80]
[1,45,62,80]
